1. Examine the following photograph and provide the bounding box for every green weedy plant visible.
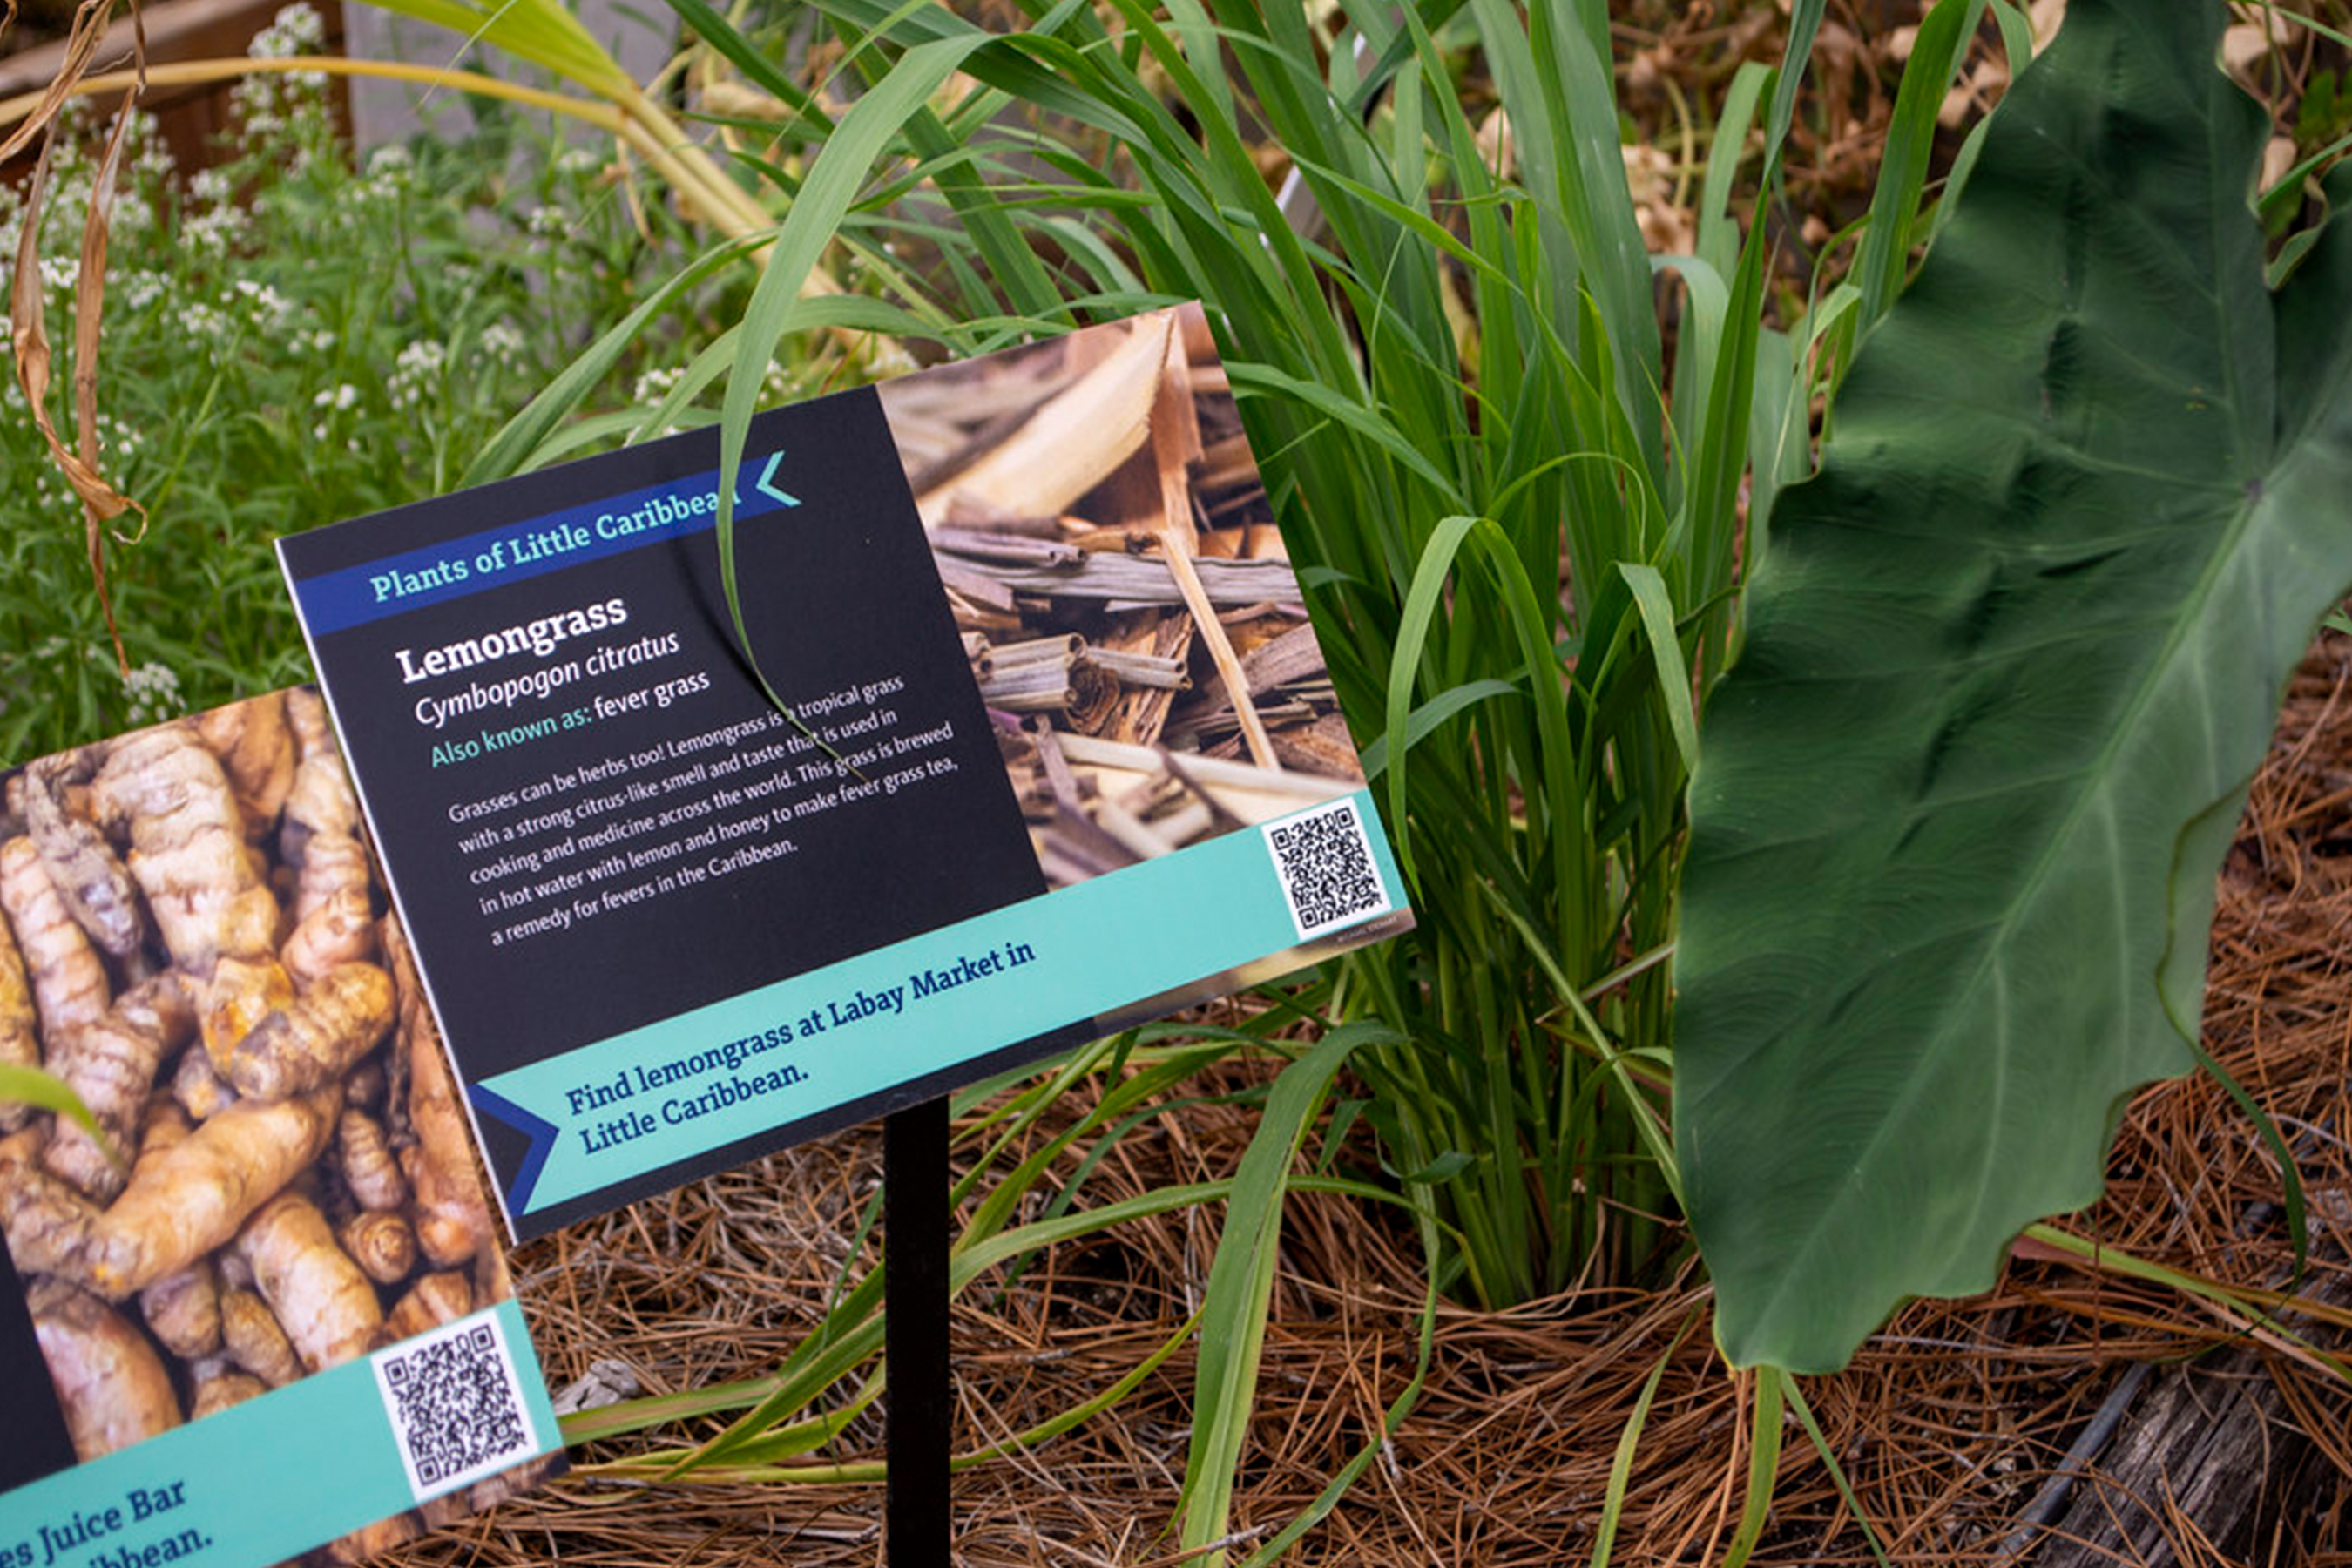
[1677,0,2352,1374]
[0,27,747,757]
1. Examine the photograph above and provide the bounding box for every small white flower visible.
[632,365,682,405]
[121,662,184,727]
[183,300,233,340]
[179,204,238,257]
[229,278,296,326]
[388,338,448,410]
[249,2,324,57]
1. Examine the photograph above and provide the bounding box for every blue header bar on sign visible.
[292,454,802,634]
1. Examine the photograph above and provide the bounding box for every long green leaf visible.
[462,236,756,486]
[1677,0,2352,1372]
[714,35,990,713]
[1720,1371,1783,1568]
[0,1064,116,1164]
[1173,1022,1399,1561]
[1590,1315,1696,1568]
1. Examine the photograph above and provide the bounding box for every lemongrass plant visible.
[576,0,2011,1315]
[448,1,2027,1556]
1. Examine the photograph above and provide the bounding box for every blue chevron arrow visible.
[755,451,800,509]
[467,1083,559,1220]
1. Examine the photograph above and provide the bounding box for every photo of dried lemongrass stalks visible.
[0,690,555,1559]
[878,306,1365,890]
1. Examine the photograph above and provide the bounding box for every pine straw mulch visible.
[377,631,2352,1567]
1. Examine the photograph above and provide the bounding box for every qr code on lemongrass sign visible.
[372,1309,537,1502]
[1263,798,1391,942]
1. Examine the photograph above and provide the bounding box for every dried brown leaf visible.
[8,0,148,676]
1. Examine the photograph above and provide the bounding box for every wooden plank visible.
[2009,1267,2352,1565]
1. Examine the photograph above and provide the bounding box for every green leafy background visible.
[1677,0,2352,1373]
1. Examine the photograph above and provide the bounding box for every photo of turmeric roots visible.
[0,689,552,1558]
[877,306,1366,889]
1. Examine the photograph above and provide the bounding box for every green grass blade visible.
[1356,676,1522,780]
[1380,514,1481,886]
[1233,1227,1443,1568]
[1720,1370,1785,1568]
[1761,0,1827,179]
[1850,0,1986,331]
[1614,562,1697,774]
[1780,1372,1894,1568]
[0,1064,117,1166]
[659,0,833,128]
[462,235,757,486]
[1697,64,1774,277]
[713,34,991,715]
[1174,1022,1400,1562]
[1589,1315,1698,1568]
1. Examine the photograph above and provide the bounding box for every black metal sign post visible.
[884,1096,953,1566]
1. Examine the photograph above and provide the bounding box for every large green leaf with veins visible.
[1676,0,2352,1374]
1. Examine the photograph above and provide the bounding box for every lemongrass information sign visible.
[280,308,1413,1240]
[0,695,564,1568]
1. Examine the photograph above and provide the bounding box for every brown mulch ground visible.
[382,632,2352,1565]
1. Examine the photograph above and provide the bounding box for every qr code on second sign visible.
[1263,798,1392,941]
[372,1309,537,1503]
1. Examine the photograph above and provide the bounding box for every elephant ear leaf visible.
[1675,0,2352,1374]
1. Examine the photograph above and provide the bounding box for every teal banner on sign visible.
[475,791,1404,1217]
[0,1301,559,1568]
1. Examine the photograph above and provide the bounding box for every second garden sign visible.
[280,308,1414,1239]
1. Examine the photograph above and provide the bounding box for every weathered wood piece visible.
[2011,1269,2352,1566]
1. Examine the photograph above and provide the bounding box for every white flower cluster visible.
[366,144,413,179]
[180,299,235,344]
[233,4,333,143]
[632,364,683,406]
[116,270,167,314]
[229,277,297,328]
[248,2,326,59]
[310,381,359,443]
[480,321,525,368]
[179,168,240,259]
[387,339,447,412]
[120,661,184,728]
